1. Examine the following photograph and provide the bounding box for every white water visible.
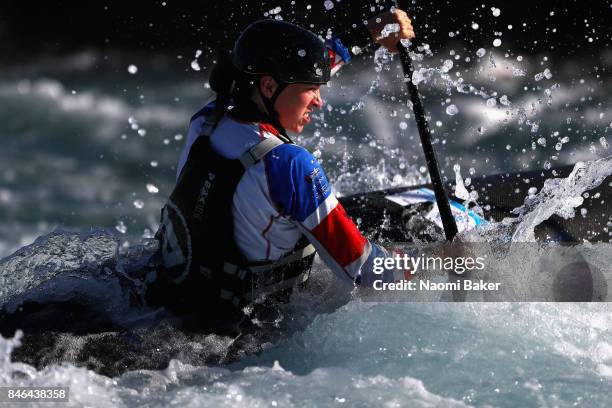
[0,156,611,407]
[510,156,612,242]
[4,301,612,407]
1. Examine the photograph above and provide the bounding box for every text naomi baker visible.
[373,279,501,291]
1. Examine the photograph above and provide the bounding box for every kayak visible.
[340,164,612,243]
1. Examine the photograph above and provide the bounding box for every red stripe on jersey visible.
[259,123,281,137]
[309,203,367,267]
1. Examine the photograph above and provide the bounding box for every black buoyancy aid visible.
[146,119,315,316]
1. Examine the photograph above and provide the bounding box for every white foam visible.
[511,156,612,241]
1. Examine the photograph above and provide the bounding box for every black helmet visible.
[233,20,331,84]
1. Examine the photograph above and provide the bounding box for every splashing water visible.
[509,156,612,241]
[1,22,611,407]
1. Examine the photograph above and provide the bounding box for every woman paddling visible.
[146,9,415,332]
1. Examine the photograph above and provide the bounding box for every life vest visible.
[146,119,315,316]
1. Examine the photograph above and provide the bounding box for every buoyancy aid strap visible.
[247,244,316,273]
[221,243,315,304]
[239,136,284,169]
[222,243,315,276]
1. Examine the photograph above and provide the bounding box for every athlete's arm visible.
[265,144,405,286]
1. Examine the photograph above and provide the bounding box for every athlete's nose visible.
[311,89,323,108]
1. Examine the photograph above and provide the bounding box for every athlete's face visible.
[274,83,323,133]
[259,77,324,133]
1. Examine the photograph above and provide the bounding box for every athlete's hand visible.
[367,8,415,53]
[390,248,414,282]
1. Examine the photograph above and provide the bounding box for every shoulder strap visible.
[239,136,285,170]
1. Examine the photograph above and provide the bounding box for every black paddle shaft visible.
[397,44,459,240]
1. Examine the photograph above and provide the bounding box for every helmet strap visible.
[256,79,292,141]
[269,80,288,107]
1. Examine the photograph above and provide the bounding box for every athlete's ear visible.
[259,76,278,99]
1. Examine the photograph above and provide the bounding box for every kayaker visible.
[147,9,415,329]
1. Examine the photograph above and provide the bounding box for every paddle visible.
[393,8,459,241]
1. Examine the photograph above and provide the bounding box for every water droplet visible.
[528,187,538,196]
[127,65,138,74]
[486,98,497,107]
[446,104,459,116]
[137,128,146,137]
[476,48,486,58]
[142,228,154,239]
[491,7,501,17]
[146,183,159,194]
[115,221,127,234]
[471,23,479,30]
[150,161,158,167]
[399,122,408,130]
[298,49,306,57]
[493,38,502,47]
[133,199,144,209]
[190,60,201,71]
[442,59,453,73]
[324,0,334,10]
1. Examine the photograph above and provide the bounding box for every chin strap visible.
[256,79,293,142]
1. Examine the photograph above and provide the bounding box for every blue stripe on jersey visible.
[264,144,332,222]
[327,36,351,63]
[189,101,216,123]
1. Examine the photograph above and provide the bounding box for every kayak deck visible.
[340,165,612,243]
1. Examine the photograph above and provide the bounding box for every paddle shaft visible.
[396,44,459,240]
